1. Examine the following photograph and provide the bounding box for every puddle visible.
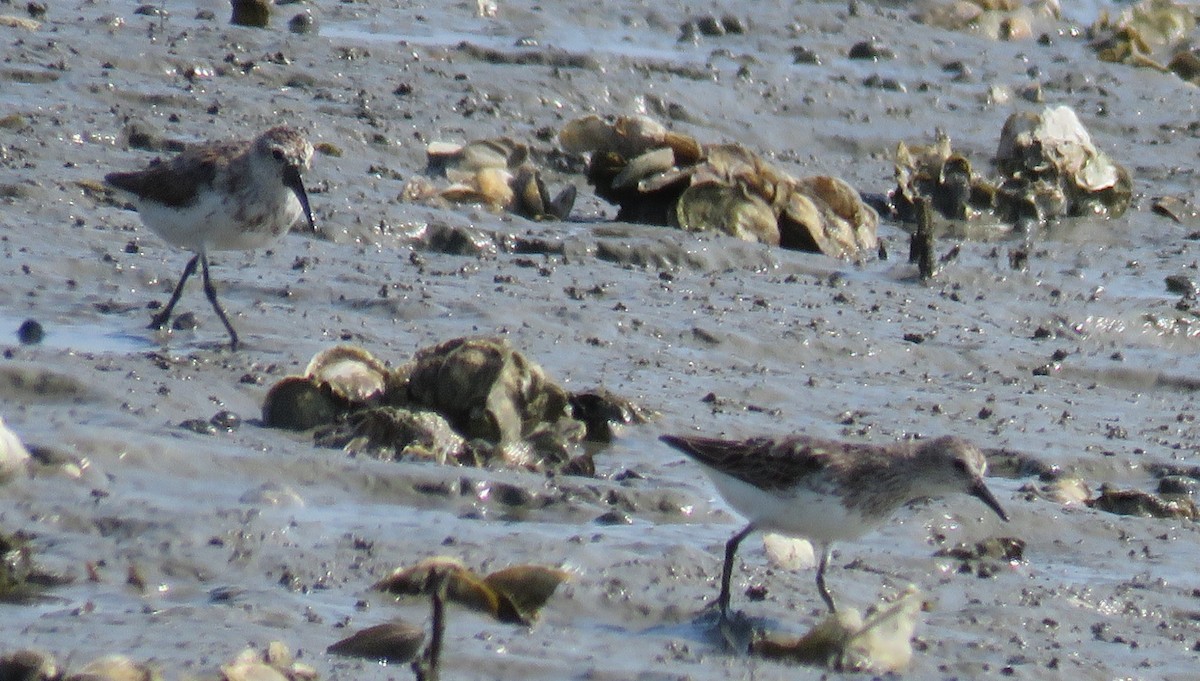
[0,313,155,355]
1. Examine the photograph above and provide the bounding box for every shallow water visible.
[3,0,1200,678]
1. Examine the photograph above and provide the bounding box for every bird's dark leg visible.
[719,524,755,620]
[815,543,837,613]
[149,254,199,331]
[199,254,239,351]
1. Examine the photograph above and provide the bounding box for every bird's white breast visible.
[705,468,877,542]
[134,175,302,253]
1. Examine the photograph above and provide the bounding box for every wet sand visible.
[3,0,1200,678]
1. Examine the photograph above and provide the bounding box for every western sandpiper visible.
[105,126,315,350]
[660,433,1009,618]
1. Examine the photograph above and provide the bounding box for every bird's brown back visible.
[105,140,248,208]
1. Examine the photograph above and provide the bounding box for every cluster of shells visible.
[328,557,567,670]
[372,556,568,626]
[403,137,576,220]
[1089,0,1200,83]
[1087,484,1198,519]
[558,114,879,260]
[916,0,1062,41]
[0,642,313,681]
[891,105,1131,227]
[751,587,922,673]
[261,337,646,474]
[1010,455,1197,520]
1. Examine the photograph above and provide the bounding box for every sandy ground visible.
[3,0,1200,678]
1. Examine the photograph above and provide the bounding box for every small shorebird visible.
[660,433,1009,618]
[106,126,315,350]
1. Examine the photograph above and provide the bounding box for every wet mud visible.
[3,0,1200,678]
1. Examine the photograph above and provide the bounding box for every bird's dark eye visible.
[272,149,286,162]
[953,459,969,473]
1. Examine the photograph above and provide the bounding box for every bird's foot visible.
[717,609,754,654]
[147,312,170,330]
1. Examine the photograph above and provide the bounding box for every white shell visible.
[0,416,31,482]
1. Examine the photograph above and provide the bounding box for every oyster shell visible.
[675,182,780,245]
[374,557,567,625]
[561,114,878,259]
[404,337,575,445]
[327,621,425,663]
[304,344,390,406]
[413,137,575,219]
[995,105,1131,220]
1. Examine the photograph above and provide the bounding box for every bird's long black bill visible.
[971,480,1009,521]
[283,165,315,230]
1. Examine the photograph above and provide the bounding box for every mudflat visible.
[2,0,1199,678]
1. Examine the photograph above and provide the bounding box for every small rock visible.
[229,0,270,27]
[16,319,43,345]
[288,10,314,34]
[848,39,895,61]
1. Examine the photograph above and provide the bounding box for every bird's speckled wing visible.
[105,140,247,208]
[660,434,839,491]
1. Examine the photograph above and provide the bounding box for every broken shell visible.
[890,132,995,222]
[262,642,292,670]
[314,407,465,463]
[461,137,527,170]
[794,176,879,249]
[1040,476,1091,505]
[512,165,547,217]
[439,182,493,206]
[1,529,58,603]
[695,143,766,186]
[1168,49,1200,81]
[995,105,1132,220]
[66,655,156,681]
[1091,0,1195,67]
[567,389,652,442]
[779,180,879,259]
[304,344,390,405]
[428,137,527,177]
[611,114,669,157]
[0,650,59,681]
[778,188,825,251]
[674,182,780,245]
[472,166,517,209]
[935,537,1026,562]
[260,376,339,431]
[481,565,569,623]
[327,621,425,663]
[220,642,313,681]
[558,114,617,154]
[1151,195,1195,222]
[509,167,577,221]
[546,184,577,221]
[373,557,565,624]
[373,557,506,619]
[220,660,288,681]
[752,587,922,672]
[405,337,574,445]
[402,175,440,202]
[663,131,703,166]
[1087,486,1198,519]
[637,164,696,194]
[611,147,676,190]
[762,533,816,571]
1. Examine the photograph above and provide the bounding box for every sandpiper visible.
[659,433,1009,618]
[105,126,315,350]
